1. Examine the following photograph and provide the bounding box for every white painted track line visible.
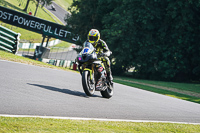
[0,114,200,125]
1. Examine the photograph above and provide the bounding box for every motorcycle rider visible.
[84,29,113,88]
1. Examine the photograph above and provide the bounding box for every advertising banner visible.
[0,6,79,43]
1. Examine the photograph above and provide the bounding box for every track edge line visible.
[0,114,199,125]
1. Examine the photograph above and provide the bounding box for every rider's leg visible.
[97,63,106,78]
[96,63,106,89]
[103,57,113,82]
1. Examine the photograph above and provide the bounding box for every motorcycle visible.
[51,5,56,11]
[76,42,113,98]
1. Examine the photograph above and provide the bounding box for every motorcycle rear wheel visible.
[100,82,113,98]
[82,71,95,96]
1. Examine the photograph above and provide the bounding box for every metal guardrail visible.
[0,25,21,54]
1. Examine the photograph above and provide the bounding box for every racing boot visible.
[107,71,113,87]
[104,59,113,84]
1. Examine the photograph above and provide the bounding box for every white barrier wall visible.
[41,58,73,68]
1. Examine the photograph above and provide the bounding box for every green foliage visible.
[66,0,200,81]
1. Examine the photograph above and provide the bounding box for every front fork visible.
[78,64,95,84]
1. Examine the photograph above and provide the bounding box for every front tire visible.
[82,71,95,96]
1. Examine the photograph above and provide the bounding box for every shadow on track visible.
[27,83,101,98]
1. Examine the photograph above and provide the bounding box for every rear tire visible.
[82,71,95,96]
[100,82,113,98]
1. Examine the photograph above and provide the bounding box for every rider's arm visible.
[101,40,112,56]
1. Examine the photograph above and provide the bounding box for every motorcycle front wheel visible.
[82,71,95,96]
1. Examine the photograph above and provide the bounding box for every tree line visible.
[66,0,200,82]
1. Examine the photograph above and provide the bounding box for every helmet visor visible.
[89,36,98,42]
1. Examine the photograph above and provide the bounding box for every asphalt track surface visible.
[0,60,200,123]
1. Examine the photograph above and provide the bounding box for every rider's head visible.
[88,29,100,45]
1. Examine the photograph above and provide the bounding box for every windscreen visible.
[81,42,94,54]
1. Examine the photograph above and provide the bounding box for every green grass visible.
[114,76,200,104]
[114,76,200,93]
[0,116,200,133]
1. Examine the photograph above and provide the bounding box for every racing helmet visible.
[88,29,100,44]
